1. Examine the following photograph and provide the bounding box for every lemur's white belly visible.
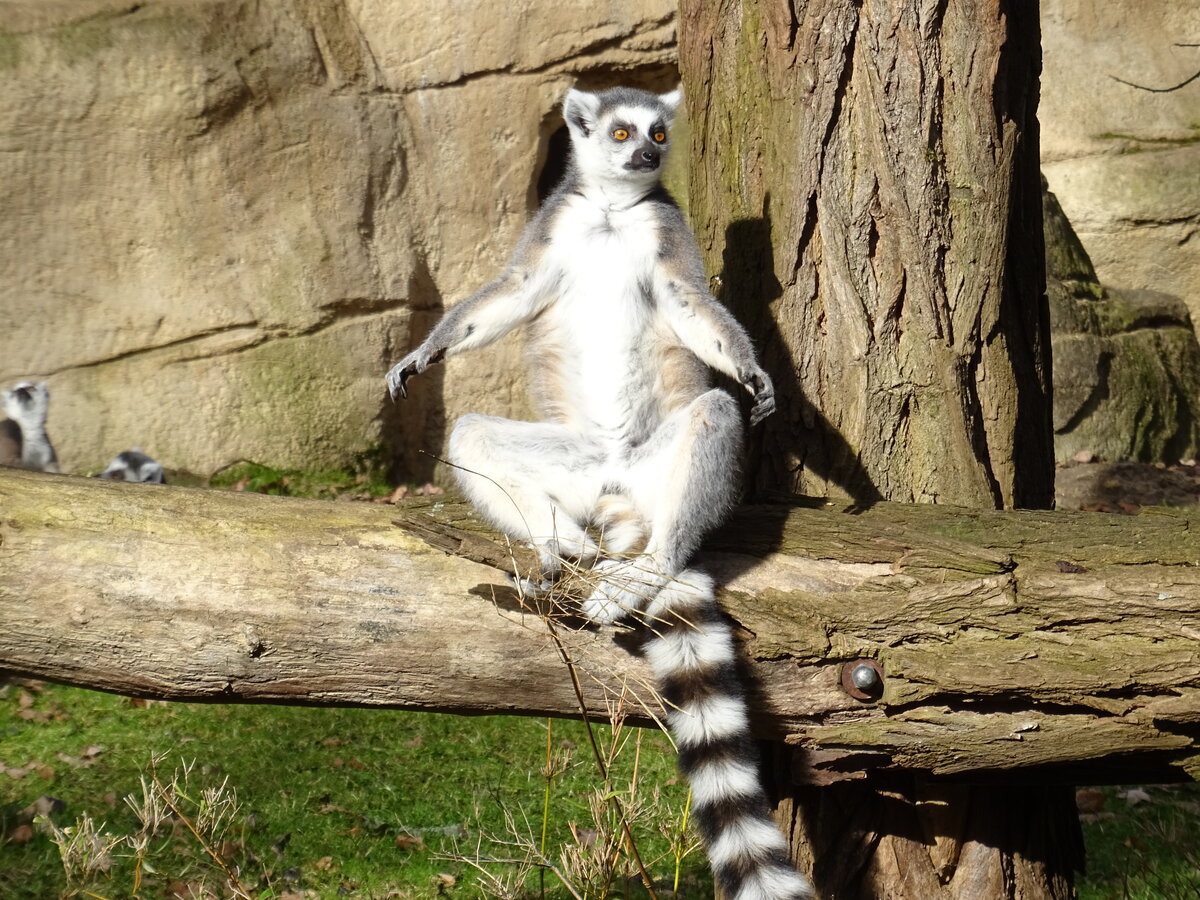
[535,199,665,443]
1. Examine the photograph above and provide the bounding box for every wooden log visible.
[1,467,1198,783]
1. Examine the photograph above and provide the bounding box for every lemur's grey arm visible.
[656,245,776,425]
[386,240,556,401]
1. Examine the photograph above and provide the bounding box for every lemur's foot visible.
[506,572,555,599]
[581,557,667,625]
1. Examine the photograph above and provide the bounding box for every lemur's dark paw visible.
[385,356,422,400]
[750,393,776,426]
[743,366,776,425]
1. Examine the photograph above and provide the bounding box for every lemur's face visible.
[2,381,49,423]
[564,87,682,189]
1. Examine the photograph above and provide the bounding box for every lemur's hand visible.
[741,365,776,426]
[386,347,439,400]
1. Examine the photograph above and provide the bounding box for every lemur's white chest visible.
[537,197,666,440]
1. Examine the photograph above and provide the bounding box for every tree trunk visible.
[679,1,1065,896]
[680,0,1051,510]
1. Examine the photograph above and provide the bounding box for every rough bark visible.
[677,1,1068,895]
[680,0,1052,510]
[2,469,1197,786]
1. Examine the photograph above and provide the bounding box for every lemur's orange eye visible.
[653,131,667,143]
[612,128,630,141]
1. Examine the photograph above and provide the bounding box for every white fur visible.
[734,868,816,900]
[686,757,763,807]
[2,380,58,473]
[706,816,790,869]
[644,624,736,674]
[540,197,662,439]
[668,694,750,747]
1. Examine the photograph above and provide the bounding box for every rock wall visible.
[1041,0,1200,330]
[0,0,676,479]
[1045,179,1200,463]
[6,0,1193,480]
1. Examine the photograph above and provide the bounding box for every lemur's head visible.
[2,381,50,427]
[563,86,683,192]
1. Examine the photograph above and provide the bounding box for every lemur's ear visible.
[563,88,602,137]
[660,85,683,119]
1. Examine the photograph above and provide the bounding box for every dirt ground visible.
[1055,453,1200,513]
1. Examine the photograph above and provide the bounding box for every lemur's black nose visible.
[626,146,661,171]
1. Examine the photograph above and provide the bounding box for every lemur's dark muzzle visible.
[627,145,661,171]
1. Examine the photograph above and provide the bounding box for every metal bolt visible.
[851,664,880,691]
[840,659,884,701]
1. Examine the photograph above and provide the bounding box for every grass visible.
[1077,785,1200,900]
[6,686,1200,900]
[0,681,707,899]
[205,460,396,500]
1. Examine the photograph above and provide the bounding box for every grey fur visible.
[1,381,59,473]
[96,448,166,484]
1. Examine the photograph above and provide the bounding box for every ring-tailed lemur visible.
[0,381,60,473]
[96,448,166,483]
[386,86,813,900]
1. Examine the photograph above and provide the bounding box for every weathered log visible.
[1,467,1198,784]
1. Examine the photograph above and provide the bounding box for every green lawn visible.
[0,681,706,899]
[4,682,1200,899]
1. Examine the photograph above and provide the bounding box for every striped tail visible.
[642,570,815,900]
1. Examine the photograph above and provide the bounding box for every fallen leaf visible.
[395,833,424,851]
[314,856,335,871]
[7,824,33,844]
[1075,788,1106,814]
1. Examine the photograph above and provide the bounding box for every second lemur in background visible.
[386,86,813,899]
[96,448,166,484]
[1,381,59,473]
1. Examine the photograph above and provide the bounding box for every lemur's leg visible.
[449,414,606,576]
[582,388,742,624]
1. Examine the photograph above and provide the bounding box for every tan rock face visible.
[0,0,676,478]
[1045,180,1200,464]
[1041,0,1200,323]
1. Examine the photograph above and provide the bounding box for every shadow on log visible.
[1,467,1198,786]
